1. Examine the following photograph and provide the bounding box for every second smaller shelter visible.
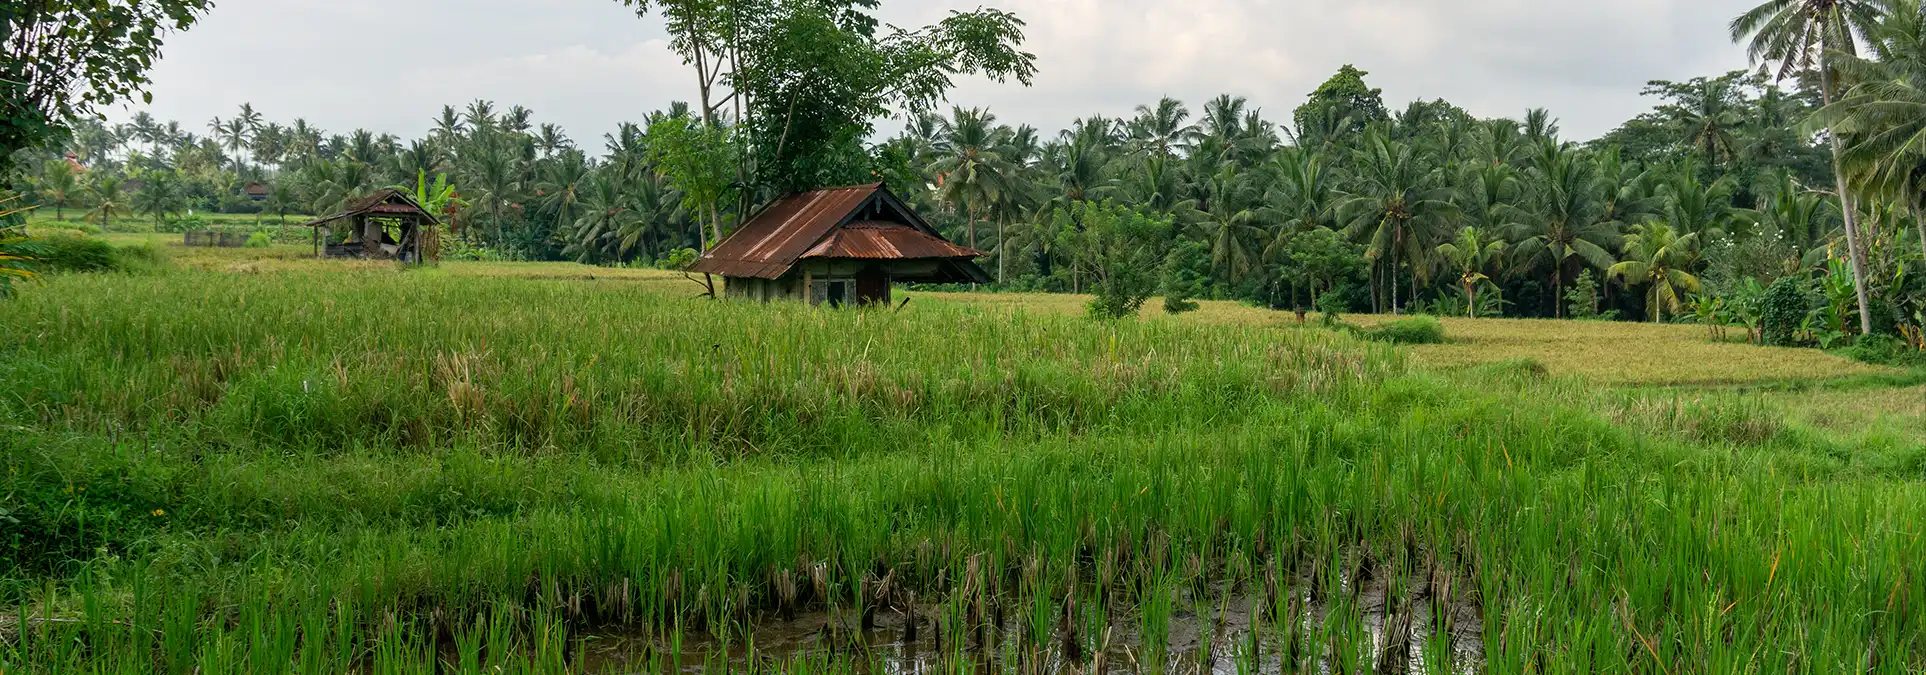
[300,189,439,262]
[691,183,988,306]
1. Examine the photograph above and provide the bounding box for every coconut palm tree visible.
[1670,77,1747,166]
[35,161,78,221]
[83,171,127,231]
[1608,221,1704,322]
[929,106,1012,251]
[1732,0,1886,333]
[1436,226,1507,316]
[566,169,638,263]
[1337,133,1459,314]
[132,171,186,227]
[1508,147,1619,316]
[1183,163,1269,285]
[1814,0,1926,262]
[1127,97,1196,158]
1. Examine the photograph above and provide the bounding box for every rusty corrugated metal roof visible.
[689,184,880,279]
[802,222,983,260]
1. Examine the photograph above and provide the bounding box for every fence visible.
[183,231,249,248]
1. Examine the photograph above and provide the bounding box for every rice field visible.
[0,252,1923,673]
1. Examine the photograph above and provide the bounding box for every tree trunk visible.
[996,214,1006,285]
[1913,204,1926,269]
[1820,65,1876,335]
[1466,281,1477,317]
[967,203,978,252]
[710,203,722,249]
[1552,263,1563,319]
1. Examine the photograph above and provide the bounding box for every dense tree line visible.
[7,0,1926,345]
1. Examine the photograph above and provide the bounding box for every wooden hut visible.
[300,189,438,262]
[691,183,989,306]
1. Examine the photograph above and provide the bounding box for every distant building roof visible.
[691,183,988,283]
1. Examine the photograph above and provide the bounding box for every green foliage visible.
[1565,270,1605,320]
[0,1,213,180]
[1159,238,1209,314]
[1293,65,1389,139]
[1061,201,1169,319]
[244,231,272,248]
[644,114,741,247]
[1838,333,1926,368]
[1279,226,1364,309]
[1363,315,1447,345]
[1761,276,1814,346]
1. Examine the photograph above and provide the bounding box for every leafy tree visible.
[1609,222,1704,322]
[1159,238,1209,314]
[1,0,213,181]
[1764,273,1810,345]
[1279,227,1363,311]
[644,113,739,249]
[1062,201,1170,319]
[1293,65,1389,139]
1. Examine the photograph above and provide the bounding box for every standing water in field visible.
[584,555,1484,674]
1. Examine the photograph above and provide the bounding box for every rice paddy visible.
[1,251,1923,673]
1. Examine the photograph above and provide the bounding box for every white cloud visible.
[119,0,1763,143]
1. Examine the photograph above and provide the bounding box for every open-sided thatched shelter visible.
[301,189,439,262]
[690,183,988,306]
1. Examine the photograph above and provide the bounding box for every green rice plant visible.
[0,268,1923,673]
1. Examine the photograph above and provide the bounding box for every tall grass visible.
[0,269,1921,673]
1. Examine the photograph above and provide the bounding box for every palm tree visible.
[35,161,79,221]
[1671,78,1746,165]
[83,171,127,231]
[1815,0,1926,262]
[1608,222,1704,322]
[536,124,573,158]
[1508,147,1620,316]
[566,169,638,263]
[1436,227,1507,316]
[1732,0,1886,333]
[929,107,1012,251]
[132,171,186,227]
[536,149,590,230]
[1336,133,1459,314]
[1127,97,1196,158]
[1184,163,1269,285]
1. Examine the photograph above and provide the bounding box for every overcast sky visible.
[117,0,1762,145]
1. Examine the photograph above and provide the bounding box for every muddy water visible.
[585,575,1483,674]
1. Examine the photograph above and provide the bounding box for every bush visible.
[1364,316,1446,345]
[1761,276,1812,347]
[30,234,119,272]
[244,232,273,248]
[20,234,166,275]
[1838,334,1925,368]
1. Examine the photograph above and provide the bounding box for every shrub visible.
[1364,315,1446,345]
[1838,334,1925,368]
[1761,276,1811,347]
[244,231,273,248]
[1159,239,1208,315]
[30,234,119,272]
[19,234,166,275]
